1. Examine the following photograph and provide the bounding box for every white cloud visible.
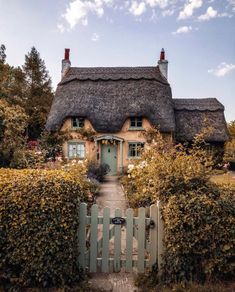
[61,0,111,29]
[208,62,235,77]
[178,0,203,20]
[129,1,146,16]
[198,6,217,21]
[162,8,175,16]
[91,32,100,41]
[57,23,65,33]
[172,25,192,34]
[146,0,169,8]
[227,0,235,11]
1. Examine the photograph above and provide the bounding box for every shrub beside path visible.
[88,176,139,292]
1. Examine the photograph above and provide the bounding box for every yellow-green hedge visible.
[161,192,235,283]
[0,168,85,288]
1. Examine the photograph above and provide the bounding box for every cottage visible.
[46,49,228,175]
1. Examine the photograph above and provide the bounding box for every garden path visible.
[88,176,139,292]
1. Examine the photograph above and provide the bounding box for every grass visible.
[138,282,235,292]
[135,273,235,292]
[210,172,235,187]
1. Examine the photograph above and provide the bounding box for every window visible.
[128,142,144,158]
[72,117,85,129]
[68,142,85,159]
[130,117,143,128]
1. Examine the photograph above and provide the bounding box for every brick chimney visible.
[61,48,71,79]
[158,48,168,80]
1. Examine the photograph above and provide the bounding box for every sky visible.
[0,0,235,121]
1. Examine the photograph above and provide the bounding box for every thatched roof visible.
[173,98,229,142]
[46,66,175,132]
[46,66,228,143]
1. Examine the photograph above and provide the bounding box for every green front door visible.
[101,144,118,175]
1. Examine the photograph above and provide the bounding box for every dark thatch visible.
[46,66,175,133]
[46,66,228,143]
[60,66,169,84]
[173,98,229,142]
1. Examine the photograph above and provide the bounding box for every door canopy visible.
[94,135,124,145]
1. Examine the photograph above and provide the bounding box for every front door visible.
[101,144,118,175]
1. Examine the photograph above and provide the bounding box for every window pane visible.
[130,117,142,128]
[72,118,78,128]
[68,143,85,159]
[136,118,142,127]
[68,145,73,158]
[76,144,85,158]
[78,118,84,128]
[130,117,136,127]
[72,117,84,128]
[129,142,144,157]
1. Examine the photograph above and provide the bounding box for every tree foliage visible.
[122,128,235,284]
[0,45,54,167]
[122,128,214,207]
[0,99,28,167]
[23,47,53,139]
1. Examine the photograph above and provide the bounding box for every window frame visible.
[129,117,143,130]
[68,141,85,159]
[128,142,145,158]
[71,117,85,129]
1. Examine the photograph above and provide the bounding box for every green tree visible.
[0,44,6,63]
[23,47,53,139]
[0,45,26,105]
[0,99,28,167]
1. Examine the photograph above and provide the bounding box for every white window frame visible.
[129,117,143,130]
[128,142,144,158]
[68,142,85,159]
[71,117,85,129]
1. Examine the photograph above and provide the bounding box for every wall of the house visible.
[61,117,172,173]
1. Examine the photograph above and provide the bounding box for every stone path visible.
[96,176,127,216]
[88,176,139,292]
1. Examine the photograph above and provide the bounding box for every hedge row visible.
[0,168,86,288]
[161,191,235,283]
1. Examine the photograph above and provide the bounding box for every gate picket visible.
[102,207,110,272]
[90,204,99,272]
[126,208,134,272]
[77,202,163,274]
[78,203,87,270]
[114,208,122,272]
[137,207,146,273]
[149,204,158,268]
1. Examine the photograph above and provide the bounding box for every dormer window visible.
[130,117,143,129]
[72,117,84,129]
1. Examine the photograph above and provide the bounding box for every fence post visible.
[157,201,164,275]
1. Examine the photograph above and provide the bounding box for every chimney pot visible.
[160,48,165,60]
[158,48,168,80]
[61,48,71,79]
[64,48,70,60]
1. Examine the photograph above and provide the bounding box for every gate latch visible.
[149,219,155,229]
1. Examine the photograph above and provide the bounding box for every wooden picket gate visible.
[78,202,164,273]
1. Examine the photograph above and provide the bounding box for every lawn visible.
[210,171,235,187]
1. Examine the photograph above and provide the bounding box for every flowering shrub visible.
[123,130,213,207]
[87,160,110,182]
[0,167,91,288]
[122,129,235,283]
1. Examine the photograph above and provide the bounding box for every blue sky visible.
[0,0,234,121]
